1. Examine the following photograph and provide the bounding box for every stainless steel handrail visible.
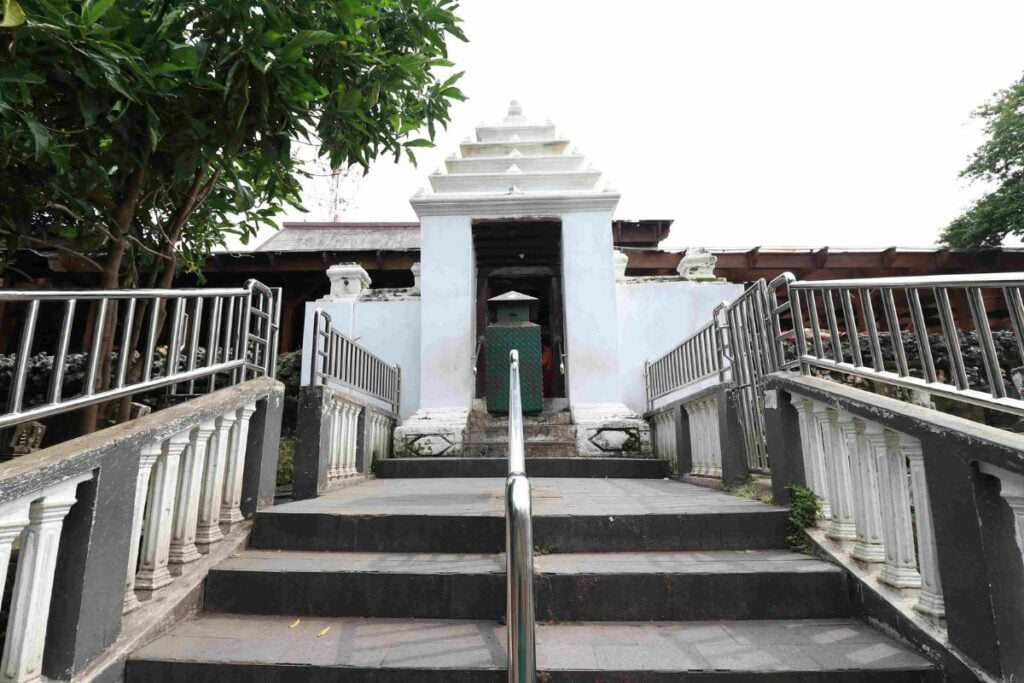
[0,280,279,430]
[310,309,401,413]
[506,349,536,682]
[783,271,1024,417]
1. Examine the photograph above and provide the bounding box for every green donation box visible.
[485,291,543,414]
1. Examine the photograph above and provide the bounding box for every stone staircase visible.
[127,462,939,681]
[463,406,578,457]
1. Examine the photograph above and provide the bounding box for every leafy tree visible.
[0,0,466,287]
[941,74,1024,249]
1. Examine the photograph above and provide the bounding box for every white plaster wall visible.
[300,297,422,420]
[616,279,744,414]
[418,215,476,410]
[561,210,623,405]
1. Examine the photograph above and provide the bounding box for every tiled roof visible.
[258,222,420,252]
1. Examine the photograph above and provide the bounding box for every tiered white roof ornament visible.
[421,100,613,197]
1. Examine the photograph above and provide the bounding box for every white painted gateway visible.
[301,102,741,456]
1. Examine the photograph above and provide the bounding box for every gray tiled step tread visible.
[262,478,778,517]
[128,615,937,679]
[251,479,789,553]
[214,549,836,575]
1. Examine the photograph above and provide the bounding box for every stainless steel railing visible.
[505,349,536,682]
[310,309,401,413]
[0,280,279,430]
[786,272,1024,417]
[644,309,727,410]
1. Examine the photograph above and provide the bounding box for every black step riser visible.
[127,662,937,682]
[205,570,504,619]
[205,570,847,621]
[251,511,789,553]
[374,458,670,479]
[535,571,848,621]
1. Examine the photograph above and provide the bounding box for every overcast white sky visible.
[262,0,1024,251]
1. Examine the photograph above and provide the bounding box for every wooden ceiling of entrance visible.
[473,221,561,271]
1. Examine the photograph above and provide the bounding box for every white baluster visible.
[169,421,215,571]
[220,402,257,532]
[0,498,31,622]
[790,396,831,519]
[136,433,189,592]
[904,435,944,617]
[328,398,342,482]
[876,429,922,588]
[124,442,163,613]
[709,397,722,477]
[346,404,360,477]
[685,403,700,475]
[822,407,857,540]
[196,413,236,550]
[1,476,89,683]
[849,421,886,563]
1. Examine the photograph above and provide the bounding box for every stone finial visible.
[613,250,629,280]
[676,248,720,281]
[325,263,371,299]
[504,99,525,122]
[410,262,422,292]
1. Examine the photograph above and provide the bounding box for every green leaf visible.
[21,115,50,159]
[404,138,434,148]
[82,0,115,25]
[0,66,43,83]
[0,0,26,27]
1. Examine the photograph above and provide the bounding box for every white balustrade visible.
[124,403,256,610]
[169,421,216,571]
[651,411,677,462]
[123,443,162,612]
[792,394,945,621]
[877,430,921,589]
[220,402,257,531]
[344,404,360,477]
[850,421,885,563]
[195,413,235,550]
[325,399,338,482]
[0,475,90,683]
[822,408,857,540]
[135,432,189,592]
[686,395,722,477]
[904,435,945,617]
[790,396,831,519]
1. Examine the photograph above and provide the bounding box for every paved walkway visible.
[273,477,775,517]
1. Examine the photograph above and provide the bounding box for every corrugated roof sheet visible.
[258,222,420,252]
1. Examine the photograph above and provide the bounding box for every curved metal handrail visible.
[506,350,536,681]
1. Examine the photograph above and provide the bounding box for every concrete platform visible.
[128,615,938,682]
[250,478,790,553]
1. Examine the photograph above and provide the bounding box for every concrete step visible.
[128,615,939,682]
[204,549,848,621]
[467,410,573,427]
[462,440,578,458]
[374,457,670,479]
[467,424,576,441]
[250,478,788,553]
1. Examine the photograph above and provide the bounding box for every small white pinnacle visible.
[510,133,521,142]
[507,164,522,174]
[509,149,522,157]
[507,185,524,195]
[504,99,526,123]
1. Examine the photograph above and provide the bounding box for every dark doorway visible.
[473,220,565,399]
